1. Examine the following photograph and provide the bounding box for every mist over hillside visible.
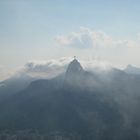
[0,59,140,140]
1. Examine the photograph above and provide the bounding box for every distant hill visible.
[125,64,140,75]
[0,74,34,101]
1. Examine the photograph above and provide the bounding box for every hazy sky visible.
[1,0,140,80]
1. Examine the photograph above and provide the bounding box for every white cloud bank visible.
[0,57,113,82]
[56,27,138,48]
[4,57,111,81]
[21,57,72,78]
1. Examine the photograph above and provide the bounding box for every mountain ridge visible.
[0,60,140,139]
[125,64,140,75]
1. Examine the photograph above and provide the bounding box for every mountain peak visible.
[66,59,83,74]
[64,59,84,86]
[126,64,133,69]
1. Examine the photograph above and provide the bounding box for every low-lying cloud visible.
[13,57,112,80]
[22,58,71,78]
[4,56,136,82]
[0,65,16,82]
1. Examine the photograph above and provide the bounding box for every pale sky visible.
[0,0,140,80]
